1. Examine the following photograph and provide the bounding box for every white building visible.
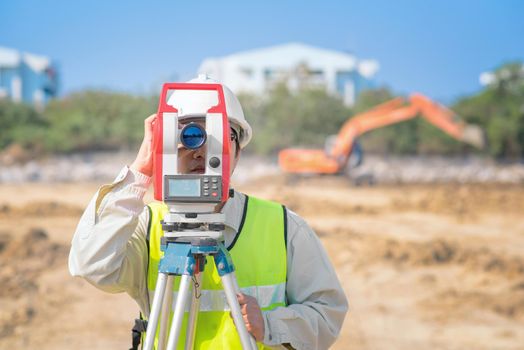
[198,42,379,106]
[0,46,58,109]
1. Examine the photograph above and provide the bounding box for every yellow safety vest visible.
[146,195,287,349]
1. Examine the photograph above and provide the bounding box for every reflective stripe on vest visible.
[146,195,287,349]
[148,282,286,312]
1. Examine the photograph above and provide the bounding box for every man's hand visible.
[236,293,265,342]
[130,114,157,177]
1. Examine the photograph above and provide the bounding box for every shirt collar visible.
[220,189,245,232]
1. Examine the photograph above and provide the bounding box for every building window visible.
[239,67,253,78]
[264,68,286,87]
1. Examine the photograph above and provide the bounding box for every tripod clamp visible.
[158,236,235,277]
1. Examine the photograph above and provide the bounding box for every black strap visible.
[226,194,249,251]
[282,205,288,250]
[129,317,148,350]
[146,205,152,305]
[146,205,153,244]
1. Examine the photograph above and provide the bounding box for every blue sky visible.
[1,0,523,102]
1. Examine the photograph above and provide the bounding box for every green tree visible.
[453,61,524,158]
[4,62,522,159]
[239,83,351,154]
[0,100,47,150]
[42,91,156,152]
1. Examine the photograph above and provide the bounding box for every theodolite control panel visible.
[164,175,222,203]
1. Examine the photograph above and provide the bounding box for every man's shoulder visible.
[243,192,282,209]
[284,207,309,231]
[146,201,167,213]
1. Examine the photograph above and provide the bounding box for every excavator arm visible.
[410,94,484,149]
[278,93,485,175]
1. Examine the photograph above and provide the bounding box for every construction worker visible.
[69,76,348,349]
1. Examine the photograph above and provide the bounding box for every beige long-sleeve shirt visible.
[69,166,348,349]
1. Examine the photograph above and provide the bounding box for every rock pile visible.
[0,152,523,184]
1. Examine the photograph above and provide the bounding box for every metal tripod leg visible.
[184,271,202,350]
[166,273,193,349]
[221,272,258,350]
[143,273,169,350]
[157,275,175,350]
[230,274,258,350]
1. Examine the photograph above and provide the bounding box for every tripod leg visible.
[143,272,169,350]
[184,271,202,350]
[229,273,258,349]
[221,272,258,350]
[166,273,192,350]
[157,275,174,350]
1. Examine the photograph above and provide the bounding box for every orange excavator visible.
[278,93,485,175]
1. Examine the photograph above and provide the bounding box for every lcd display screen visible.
[167,178,201,197]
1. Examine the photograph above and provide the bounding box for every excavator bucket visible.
[461,124,486,149]
[410,93,486,149]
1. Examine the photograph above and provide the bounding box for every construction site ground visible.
[1,178,523,349]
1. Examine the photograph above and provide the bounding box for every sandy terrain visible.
[1,178,523,349]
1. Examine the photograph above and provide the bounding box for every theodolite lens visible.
[180,123,207,149]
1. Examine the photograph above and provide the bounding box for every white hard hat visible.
[166,74,252,149]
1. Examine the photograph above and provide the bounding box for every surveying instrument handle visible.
[142,81,258,349]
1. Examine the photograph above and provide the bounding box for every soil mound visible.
[392,184,524,218]
[0,201,84,218]
[374,238,524,278]
[0,228,68,337]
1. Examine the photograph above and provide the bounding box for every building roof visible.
[0,46,51,72]
[0,47,20,67]
[199,42,378,77]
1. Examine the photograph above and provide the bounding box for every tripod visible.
[142,212,258,350]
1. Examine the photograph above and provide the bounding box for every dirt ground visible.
[0,178,523,349]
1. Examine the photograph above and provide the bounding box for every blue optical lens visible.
[180,123,207,149]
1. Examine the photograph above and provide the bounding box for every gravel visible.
[0,152,522,184]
